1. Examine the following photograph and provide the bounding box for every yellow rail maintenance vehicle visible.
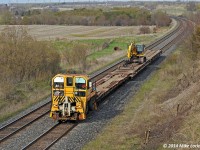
[50,74,97,122]
[127,42,147,64]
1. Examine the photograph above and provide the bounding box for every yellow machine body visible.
[127,43,146,63]
[50,74,97,121]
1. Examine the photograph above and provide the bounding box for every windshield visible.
[53,77,64,89]
[75,77,86,90]
[136,45,144,52]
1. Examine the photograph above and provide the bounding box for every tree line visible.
[0,7,171,27]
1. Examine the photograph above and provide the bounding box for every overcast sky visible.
[0,0,199,4]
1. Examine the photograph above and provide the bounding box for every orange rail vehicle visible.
[50,74,97,122]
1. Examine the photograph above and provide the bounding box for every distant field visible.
[0,25,156,40]
[156,4,186,16]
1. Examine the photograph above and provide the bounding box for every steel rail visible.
[22,123,78,150]
[0,102,51,143]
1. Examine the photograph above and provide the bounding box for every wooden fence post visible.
[177,103,180,116]
[144,129,151,144]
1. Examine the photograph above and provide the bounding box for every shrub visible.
[102,42,109,49]
[152,11,171,27]
[139,26,151,34]
[0,26,60,99]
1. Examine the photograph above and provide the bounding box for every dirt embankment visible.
[141,45,200,149]
[144,80,200,149]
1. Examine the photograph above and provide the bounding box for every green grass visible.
[53,40,74,51]
[79,38,107,50]
[87,35,160,60]
[88,55,126,75]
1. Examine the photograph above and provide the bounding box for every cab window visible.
[66,77,73,86]
[75,77,86,90]
[53,76,64,89]
[136,45,144,53]
[54,82,64,89]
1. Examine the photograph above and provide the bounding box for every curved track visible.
[0,17,193,149]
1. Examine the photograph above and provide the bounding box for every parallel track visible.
[0,102,50,144]
[22,123,77,150]
[0,17,193,149]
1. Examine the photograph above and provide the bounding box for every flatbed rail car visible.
[94,49,162,102]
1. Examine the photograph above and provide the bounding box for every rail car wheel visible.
[139,57,145,64]
[144,57,147,62]
[123,60,128,67]
[89,98,97,111]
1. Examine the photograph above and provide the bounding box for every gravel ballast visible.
[0,97,51,129]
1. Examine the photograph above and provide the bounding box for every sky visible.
[0,0,199,4]
[0,0,193,4]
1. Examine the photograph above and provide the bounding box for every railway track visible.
[22,123,77,150]
[0,17,192,149]
[0,102,51,144]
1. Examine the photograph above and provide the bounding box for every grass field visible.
[0,25,156,40]
[156,4,186,16]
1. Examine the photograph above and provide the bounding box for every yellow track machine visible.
[50,74,97,122]
[127,43,147,64]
